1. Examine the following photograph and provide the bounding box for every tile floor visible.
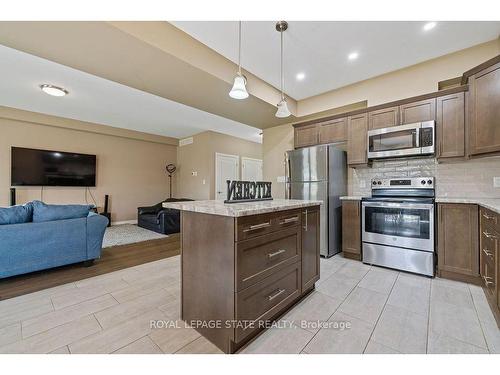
[0,253,499,354]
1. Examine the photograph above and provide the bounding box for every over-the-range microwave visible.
[367,121,435,160]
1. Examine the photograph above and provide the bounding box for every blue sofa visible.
[0,201,109,279]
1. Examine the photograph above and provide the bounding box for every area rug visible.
[102,224,168,248]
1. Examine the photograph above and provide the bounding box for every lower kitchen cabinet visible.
[342,200,361,260]
[479,207,500,325]
[301,206,320,290]
[437,203,480,283]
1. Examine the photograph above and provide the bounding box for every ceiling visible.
[172,21,500,100]
[0,44,263,143]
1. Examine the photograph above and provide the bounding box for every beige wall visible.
[176,131,262,200]
[0,108,178,223]
[299,39,500,116]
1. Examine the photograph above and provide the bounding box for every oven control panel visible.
[371,177,434,189]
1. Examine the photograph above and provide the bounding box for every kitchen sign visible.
[225,180,273,203]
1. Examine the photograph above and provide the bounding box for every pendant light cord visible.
[280,25,285,100]
[238,21,242,75]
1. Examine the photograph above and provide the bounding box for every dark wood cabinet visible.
[294,124,319,148]
[347,113,368,166]
[342,200,361,260]
[318,117,347,144]
[368,106,399,130]
[301,206,320,291]
[479,207,499,325]
[400,98,436,124]
[436,92,465,159]
[468,61,500,156]
[437,203,479,283]
[181,206,321,353]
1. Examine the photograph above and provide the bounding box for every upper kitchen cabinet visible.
[436,92,465,160]
[400,98,436,124]
[294,124,319,148]
[347,113,368,166]
[368,106,399,130]
[318,117,347,144]
[468,61,500,156]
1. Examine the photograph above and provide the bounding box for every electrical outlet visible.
[494,177,500,188]
[359,180,366,189]
[191,171,198,177]
[277,176,287,183]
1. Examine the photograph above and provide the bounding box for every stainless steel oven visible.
[362,177,435,276]
[367,121,435,160]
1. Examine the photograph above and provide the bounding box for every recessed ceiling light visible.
[40,84,68,97]
[296,72,305,81]
[348,52,359,61]
[423,22,437,31]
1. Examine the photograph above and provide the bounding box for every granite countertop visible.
[435,197,500,214]
[162,199,322,217]
[340,196,368,201]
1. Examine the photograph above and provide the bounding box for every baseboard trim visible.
[112,220,138,226]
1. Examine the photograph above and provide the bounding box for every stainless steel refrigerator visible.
[286,144,347,257]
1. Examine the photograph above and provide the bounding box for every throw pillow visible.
[0,202,34,225]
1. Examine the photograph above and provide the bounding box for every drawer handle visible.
[268,249,286,259]
[482,213,495,220]
[482,248,493,257]
[267,288,286,301]
[483,231,498,239]
[243,222,271,232]
[280,217,299,224]
[483,275,494,287]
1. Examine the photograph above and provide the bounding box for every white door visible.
[241,157,263,181]
[215,153,240,200]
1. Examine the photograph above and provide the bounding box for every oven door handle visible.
[362,201,434,209]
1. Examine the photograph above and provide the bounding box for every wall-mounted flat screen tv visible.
[11,147,96,187]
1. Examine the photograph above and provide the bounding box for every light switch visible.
[277,176,287,183]
[494,177,500,188]
[191,171,198,177]
[202,179,206,185]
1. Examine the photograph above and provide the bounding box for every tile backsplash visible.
[349,156,500,198]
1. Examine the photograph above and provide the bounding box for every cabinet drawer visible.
[234,262,301,343]
[480,207,500,234]
[236,212,276,241]
[481,228,497,266]
[236,227,301,291]
[481,253,496,299]
[274,210,301,230]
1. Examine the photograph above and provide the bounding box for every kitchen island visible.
[163,199,322,353]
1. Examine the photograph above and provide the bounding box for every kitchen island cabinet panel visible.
[301,206,321,291]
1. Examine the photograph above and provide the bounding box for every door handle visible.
[280,216,299,224]
[483,231,497,239]
[482,248,493,258]
[268,249,286,259]
[303,210,308,231]
[243,222,271,232]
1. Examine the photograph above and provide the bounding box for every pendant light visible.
[229,21,249,100]
[275,21,291,118]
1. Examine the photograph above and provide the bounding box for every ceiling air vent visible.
[179,137,194,147]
